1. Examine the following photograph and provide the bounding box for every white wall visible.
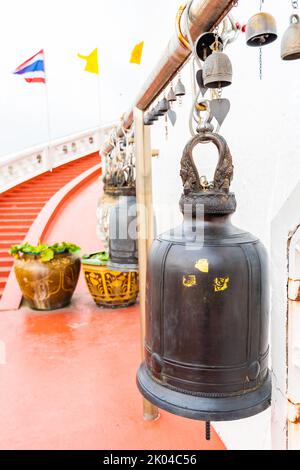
[150,0,300,450]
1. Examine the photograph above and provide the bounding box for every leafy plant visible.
[10,242,81,263]
[82,251,109,262]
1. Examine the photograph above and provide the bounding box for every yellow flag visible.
[129,41,144,65]
[77,48,99,74]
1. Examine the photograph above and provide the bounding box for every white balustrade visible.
[0,123,115,194]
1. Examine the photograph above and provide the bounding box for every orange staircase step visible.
[0,266,10,277]
[0,257,14,267]
[0,153,100,301]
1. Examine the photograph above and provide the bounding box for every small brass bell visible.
[154,103,164,117]
[174,78,186,97]
[281,14,300,60]
[144,113,153,126]
[149,109,158,121]
[157,97,170,114]
[202,51,232,89]
[246,12,277,47]
[167,86,176,102]
[195,32,223,61]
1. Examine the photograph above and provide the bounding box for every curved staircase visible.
[0,152,100,300]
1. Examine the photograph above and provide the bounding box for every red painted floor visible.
[0,158,225,450]
[0,295,225,450]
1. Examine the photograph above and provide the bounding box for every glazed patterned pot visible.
[14,253,81,310]
[82,256,139,308]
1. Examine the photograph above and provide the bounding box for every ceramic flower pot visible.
[14,253,81,310]
[82,254,139,308]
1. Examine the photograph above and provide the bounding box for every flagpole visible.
[43,49,53,171]
[96,48,102,142]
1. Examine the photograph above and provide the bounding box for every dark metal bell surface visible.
[281,14,300,60]
[137,132,271,421]
[107,195,139,272]
[246,12,277,47]
[195,32,223,61]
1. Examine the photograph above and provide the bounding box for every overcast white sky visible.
[0,0,182,156]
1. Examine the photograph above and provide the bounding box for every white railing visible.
[0,123,115,194]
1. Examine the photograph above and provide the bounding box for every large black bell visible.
[107,195,139,272]
[137,132,271,421]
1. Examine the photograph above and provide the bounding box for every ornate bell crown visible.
[179,132,236,216]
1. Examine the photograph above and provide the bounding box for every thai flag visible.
[13,49,46,83]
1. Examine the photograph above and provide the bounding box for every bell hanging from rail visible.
[107,195,139,273]
[157,97,170,114]
[144,113,153,126]
[281,14,300,60]
[202,49,232,88]
[137,131,271,422]
[149,108,159,121]
[167,86,176,103]
[174,78,186,97]
[245,12,277,47]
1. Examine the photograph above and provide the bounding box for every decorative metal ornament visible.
[281,14,300,60]
[196,69,208,96]
[202,51,232,89]
[167,109,177,126]
[137,131,271,423]
[174,78,186,97]
[210,98,231,128]
[195,32,223,61]
[245,12,277,47]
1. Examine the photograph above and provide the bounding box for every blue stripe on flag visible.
[14,60,45,75]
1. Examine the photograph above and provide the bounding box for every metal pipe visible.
[101,0,235,156]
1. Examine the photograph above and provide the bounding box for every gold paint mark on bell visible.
[183,275,197,287]
[195,259,209,273]
[214,276,229,292]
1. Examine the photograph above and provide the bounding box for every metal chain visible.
[260,0,264,11]
[259,47,262,80]
[292,0,298,9]
[259,0,264,80]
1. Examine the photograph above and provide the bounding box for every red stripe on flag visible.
[25,77,46,83]
[15,49,44,72]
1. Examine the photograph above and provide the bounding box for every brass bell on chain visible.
[202,50,232,89]
[281,14,300,60]
[245,12,277,47]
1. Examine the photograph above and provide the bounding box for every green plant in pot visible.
[81,251,139,308]
[10,242,81,310]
